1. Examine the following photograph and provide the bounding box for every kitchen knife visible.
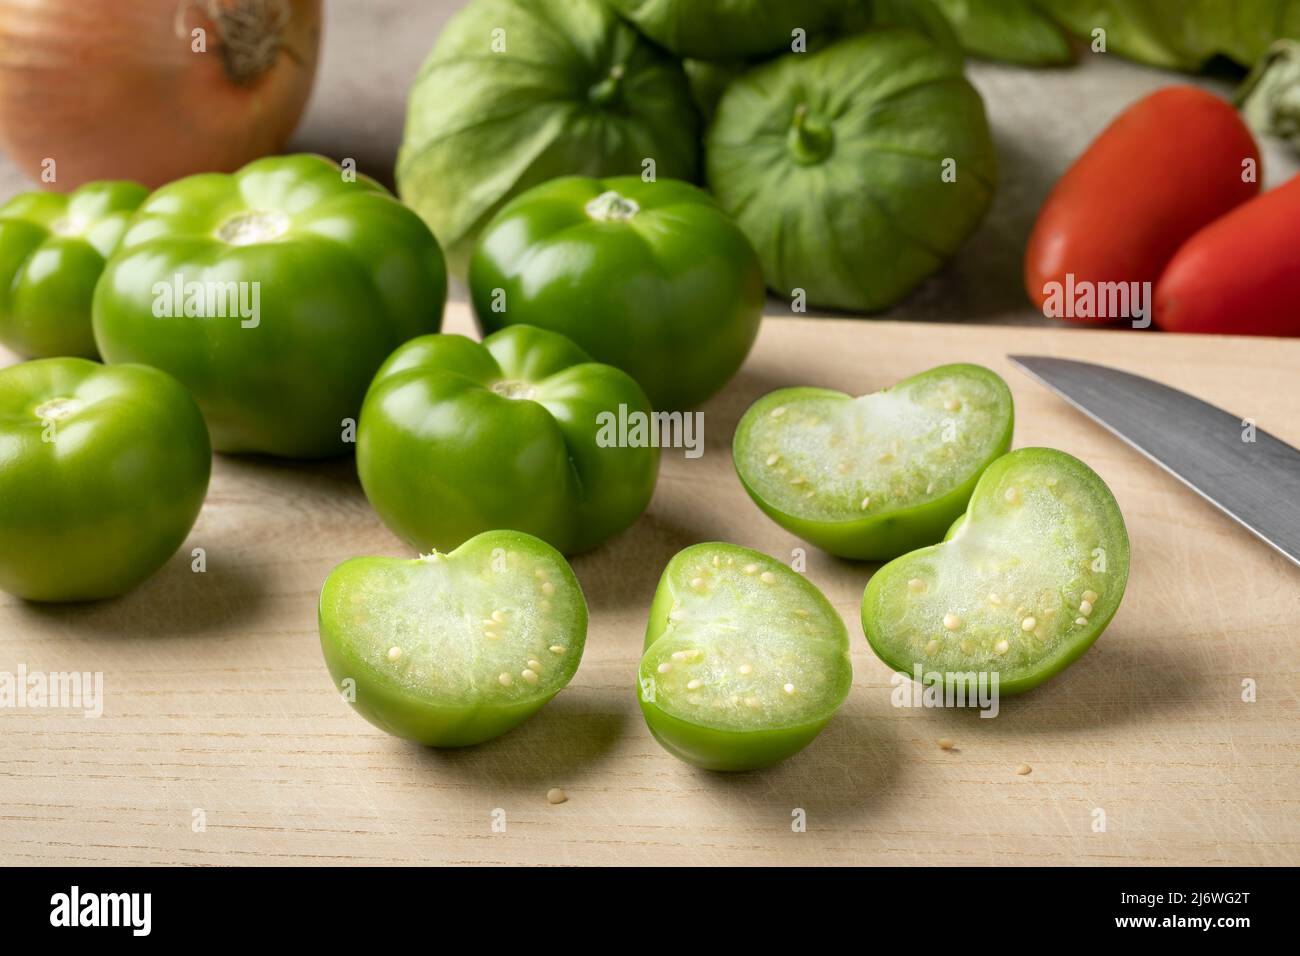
[1008,355,1300,569]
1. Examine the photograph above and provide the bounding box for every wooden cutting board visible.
[2,304,1297,866]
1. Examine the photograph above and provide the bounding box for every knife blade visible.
[1008,355,1300,569]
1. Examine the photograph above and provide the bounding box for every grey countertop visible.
[3,0,1293,324]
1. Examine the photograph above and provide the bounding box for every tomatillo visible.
[861,448,1130,695]
[319,530,588,747]
[468,175,764,410]
[733,364,1014,560]
[638,543,852,771]
[0,181,148,359]
[92,155,447,459]
[0,358,211,602]
[357,325,659,556]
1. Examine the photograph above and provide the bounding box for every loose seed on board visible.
[1016,764,1032,776]
[938,738,955,751]
[546,787,567,805]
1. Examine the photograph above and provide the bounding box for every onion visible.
[0,0,321,190]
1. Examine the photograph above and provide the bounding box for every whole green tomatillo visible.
[469,175,764,410]
[357,325,659,556]
[0,181,147,359]
[0,357,210,602]
[92,155,447,459]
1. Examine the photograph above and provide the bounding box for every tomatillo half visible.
[861,448,1129,696]
[92,155,447,459]
[357,325,659,556]
[319,530,588,747]
[0,358,211,602]
[638,543,852,771]
[469,175,764,410]
[0,181,148,359]
[733,364,1014,560]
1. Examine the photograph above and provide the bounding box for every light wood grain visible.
[2,305,1297,866]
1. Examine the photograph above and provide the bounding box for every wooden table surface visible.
[2,305,1298,866]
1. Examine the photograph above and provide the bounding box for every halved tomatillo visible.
[861,448,1129,696]
[638,543,852,771]
[318,530,587,747]
[733,364,1014,560]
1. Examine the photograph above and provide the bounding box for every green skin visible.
[397,0,700,275]
[733,364,1014,560]
[639,542,853,771]
[0,358,211,602]
[706,28,996,312]
[606,0,857,60]
[930,0,1074,66]
[92,155,447,459]
[357,325,659,556]
[0,181,148,359]
[319,530,588,747]
[469,176,765,410]
[606,0,960,62]
[861,448,1130,696]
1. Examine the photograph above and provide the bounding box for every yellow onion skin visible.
[0,0,321,190]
